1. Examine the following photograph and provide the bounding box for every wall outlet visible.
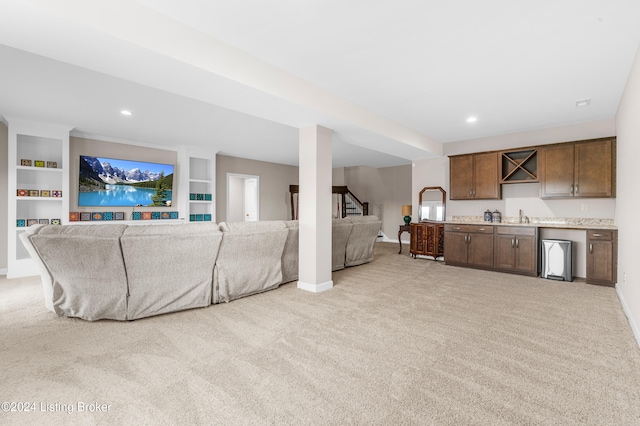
[581,203,589,211]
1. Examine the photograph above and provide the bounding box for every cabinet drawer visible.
[445,224,493,233]
[587,230,614,240]
[496,226,537,236]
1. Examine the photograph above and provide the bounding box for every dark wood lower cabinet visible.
[586,229,617,287]
[410,222,444,259]
[494,227,538,276]
[444,224,495,268]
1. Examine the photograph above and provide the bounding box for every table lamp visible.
[402,205,412,225]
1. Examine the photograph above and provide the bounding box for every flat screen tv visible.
[78,155,174,207]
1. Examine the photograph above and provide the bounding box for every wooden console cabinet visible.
[444,224,495,268]
[586,229,618,287]
[410,222,444,259]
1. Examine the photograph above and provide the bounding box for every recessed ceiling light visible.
[120,110,132,116]
[466,116,477,123]
[575,98,591,108]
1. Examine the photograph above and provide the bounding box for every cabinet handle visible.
[467,234,471,244]
[453,227,461,230]
[478,228,485,231]
[570,184,573,195]
[589,243,593,253]
[511,238,514,248]
[516,238,519,249]
[469,188,473,196]
[575,184,579,194]
[592,233,603,237]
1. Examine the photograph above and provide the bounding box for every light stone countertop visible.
[446,216,617,230]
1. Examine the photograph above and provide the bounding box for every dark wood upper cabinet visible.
[450,152,500,200]
[540,137,615,199]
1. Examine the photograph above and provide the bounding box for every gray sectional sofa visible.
[20,216,381,321]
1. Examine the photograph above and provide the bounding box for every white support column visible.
[297,125,333,293]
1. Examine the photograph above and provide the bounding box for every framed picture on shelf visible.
[26,219,38,226]
[29,190,39,197]
[34,160,45,167]
[20,159,32,166]
[51,219,61,225]
[46,161,58,168]
[69,212,80,222]
[39,219,49,225]
[40,190,51,197]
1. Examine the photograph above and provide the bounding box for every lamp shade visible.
[402,205,412,216]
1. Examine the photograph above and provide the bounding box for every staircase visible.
[343,190,368,217]
[289,185,369,220]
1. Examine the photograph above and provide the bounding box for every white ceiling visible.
[1,0,639,167]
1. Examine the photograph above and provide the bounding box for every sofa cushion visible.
[332,219,353,271]
[121,223,223,319]
[27,224,129,321]
[19,225,55,313]
[345,216,382,266]
[215,221,288,302]
[281,220,299,284]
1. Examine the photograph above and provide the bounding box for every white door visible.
[244,178,258,221]
[226,173,259,222]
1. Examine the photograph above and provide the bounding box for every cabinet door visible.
[494,234,516,270]
[444,232,468,264]
[540,144,574,198]
[410,223,424,255]
[473,152,500,199]
[449,155,474,200]
[467,232,494,268]
[587,240,614,283]
[575,139,614,197]
[514,236,537,274]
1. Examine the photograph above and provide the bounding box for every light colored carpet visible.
[1,242,639,425]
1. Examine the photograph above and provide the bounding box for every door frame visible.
[226,173,260,222]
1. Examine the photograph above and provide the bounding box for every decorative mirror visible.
[419,186,446,222]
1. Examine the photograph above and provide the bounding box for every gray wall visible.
[216,154,299,222]
[343,164,412,241]
[0,122,7,271]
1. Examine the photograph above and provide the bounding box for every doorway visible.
[226,173,259,222]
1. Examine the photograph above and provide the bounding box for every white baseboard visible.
[297,280,333,293]
[616,284,640,349]
[379,230,409,245]
[0,268,7,276]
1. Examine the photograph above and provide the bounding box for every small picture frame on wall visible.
[29,190,40,197]
[46,161,58,168]
[51,190,62,198]
[34,160,45,168]
[40,190,51,197]
[50,218,61,225]
[80,212,91,221]
[69,212,80,222]
[39,219,50,225]
[16,219,26,227]
[20,159,32,166]
[114,212,125,220]
[17,189,28,197]
[27,219,38,226]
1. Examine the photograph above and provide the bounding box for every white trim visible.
[616,284,640,349]
[297,280,333,293]
[0,268,8,276]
